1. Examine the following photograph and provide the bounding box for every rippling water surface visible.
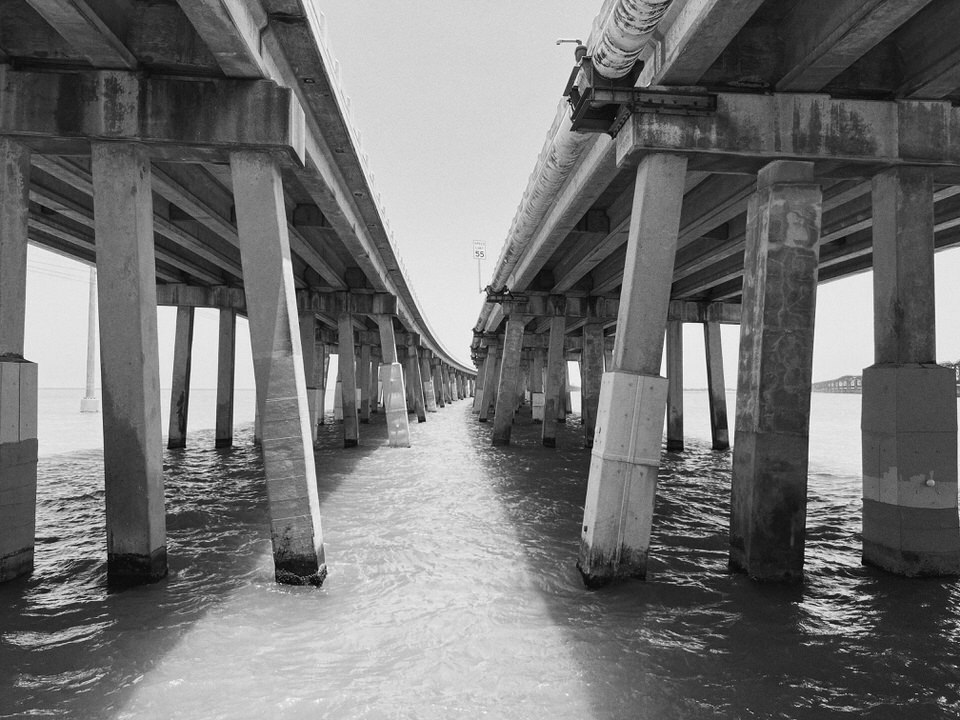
[2,389,960,718]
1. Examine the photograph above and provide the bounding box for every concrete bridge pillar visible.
[167,306,195,449]
[0,139,37,583]
[231,150,325,585]
[729,161,822,583]
[492,316,525,445]
[703,321,729,451]
[318,344,329,426]
[337,316,359,447]
[666,320,683,452]
[407,345,427,423]
[433,360,446,409]
[440,364,452,404]
[531,349,545,423]
[215,309,236,448]
[578,153,688,587]
[862,167,960,576]
[297,313,321,444]
[478,345,498,422]
[93,142,167,586]
[542,315,566,447]
[472,354,487,413]
[581,322,604,449]
[358,343,372,424]
[421,350,437,412]
[376,315,411,447]
[369,351,380,415]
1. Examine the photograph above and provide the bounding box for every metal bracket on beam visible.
[564,56,717,137]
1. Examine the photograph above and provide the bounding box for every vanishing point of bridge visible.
[0,2,474,588]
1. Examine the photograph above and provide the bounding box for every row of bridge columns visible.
[0,137,474,588]
[571,155,959,586]
[478,153,959,586]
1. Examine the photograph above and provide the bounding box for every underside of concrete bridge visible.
[472,0,960,588]
[0,0,474,588]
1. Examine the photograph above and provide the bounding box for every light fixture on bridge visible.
[301,77,316,84]
[556,38,587,63]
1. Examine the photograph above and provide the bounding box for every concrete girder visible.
[617,93,960,182]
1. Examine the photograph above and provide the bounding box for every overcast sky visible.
[23,1,960,393]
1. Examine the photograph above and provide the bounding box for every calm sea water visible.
[2,388,959,719]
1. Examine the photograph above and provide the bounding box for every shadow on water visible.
[0,412,387,719]
[471,405,960,720]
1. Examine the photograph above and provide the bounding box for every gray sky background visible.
[23,2,960,392]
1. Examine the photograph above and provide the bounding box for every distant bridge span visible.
[0,1,473,587]
[473,0,960,587]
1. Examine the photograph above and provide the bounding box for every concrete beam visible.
[0,68,305,164]
[175,0,268,78]
[296,290,397,317]
[25,0,138,69]
[617,93,960,181]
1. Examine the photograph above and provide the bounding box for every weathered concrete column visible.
[358,343,372,424]
[433,361,446,409]
[729,160,822,583]
[472,355,486,413]
[80,267,99,413]
[581,323,604,449]
[337,316,359,447]
[666,320,683,452]
[862,167,960,576]
[377,315,410,447]
[478,345,498,423]
[542,315,566,447]
[492,316,525,446]
[214,309,236,448]
[0,139,37,583]
[421,351,438,412]
[167,306,194,450]
[231,151,325,585]
[297,313,320,444]
[578,153,688,587]
[703,321,729,450]
[530,349,545,423]
[563,362,572,419]
[317,344,329,426]
[408,346,427,423]
[93,142,167,586]
[439,364,450,404]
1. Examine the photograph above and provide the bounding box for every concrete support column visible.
[703,321,729,450]
[0,139,36,583]
[530,349,545,423]
[862,167,960,576]
[421,351,437,412]
[439,364,450,404]
[93,142,167,586]
[666,320,684,452]
[377,315,410,447]
[297,313,320,444]
[471,356,486,413]
[492,316,525,446]
[214,309,236,448]
[729,160,822,583]
[542,316,566,447]
[478,346,498,422]
[358,344,372,424]
[337,317,359,447]
[167,306,195,449]
[232,151,325,585]
[318,346,329,426]
[81,267,99,413]
[433,362,446,409]
[562,362,572,420]
[581,323,604,448]
[408,346,427,423]
[369,353,380,414]
[578,153,688,587]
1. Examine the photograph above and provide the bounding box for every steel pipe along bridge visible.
[473,0,960,587]
[0,1,475,588]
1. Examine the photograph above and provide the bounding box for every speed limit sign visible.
[472,241,486,260]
